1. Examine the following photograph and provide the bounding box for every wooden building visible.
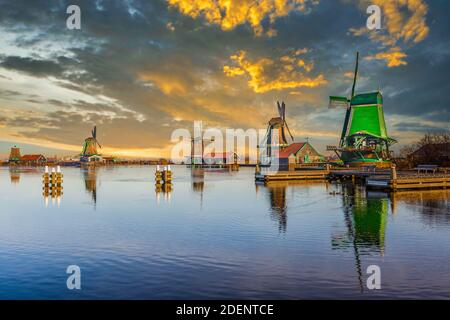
[20,154,47,165]
[279,142,323,168]
[408,143,450,167]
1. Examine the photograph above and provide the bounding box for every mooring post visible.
[164,166,172,184]
[155,165,162,184]
[55,165,63,188]
[43,165,50,187]
[391,164,397,190]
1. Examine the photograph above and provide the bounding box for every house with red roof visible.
[20,154,47,165]
[278,142,323,168]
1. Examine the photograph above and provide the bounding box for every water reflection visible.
[263,181,327,233]
[191,169,204,193]
[331,183,389,291]
[333,183,388,254]
[392,190,450,226]
[82,167,98,205]
[191,169,204,207]
[9,167,20,184]
[265,182,287,232]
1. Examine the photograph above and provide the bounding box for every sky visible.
[0,0,449,159]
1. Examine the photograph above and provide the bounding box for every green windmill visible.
[329,52,396,167]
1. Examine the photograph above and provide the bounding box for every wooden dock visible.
[255,169,329,182]
[367,174,449,191]
[255,165,449,191]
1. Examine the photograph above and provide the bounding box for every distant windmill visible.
[261,101,294,160]
[81,126,102,156]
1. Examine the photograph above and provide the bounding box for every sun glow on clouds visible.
[223,50,326,93]
[365,47,408,68]
[351,0,429,68]
[167,0,319,36]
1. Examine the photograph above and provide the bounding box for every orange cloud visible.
[365,47,408,68]
[223,50,327,93]
[373,0,429,44]
[351,0,429,67]
[167,0,318,36]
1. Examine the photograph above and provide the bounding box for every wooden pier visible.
[255,169,329,182]
[367,174,449,191]
[255,164,450,191]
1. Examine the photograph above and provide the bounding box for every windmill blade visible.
[284,119,294,141]
[281,101,286,121]
[92,126,97,139]
[329,96,349,109]
[95,138,102,149]
[351,51,359,98]
[277,101,282,118]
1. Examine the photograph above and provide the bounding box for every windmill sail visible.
[329,96,349,109]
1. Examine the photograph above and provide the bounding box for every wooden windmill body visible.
[260,101,294,165]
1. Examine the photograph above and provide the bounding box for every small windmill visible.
[81,126,102,156]
[260,101,294,162]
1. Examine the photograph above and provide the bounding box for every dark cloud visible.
[0,56,64,77]
[394,122,450,133]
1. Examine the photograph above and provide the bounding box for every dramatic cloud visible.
[0,0,448,158]
[365,47,408,67]
[167,0,319,36]
[223,49,326,93]
[350,0,429,67]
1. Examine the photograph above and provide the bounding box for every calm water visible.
[1,166,449,299]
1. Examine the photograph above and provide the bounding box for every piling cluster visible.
[155,165,173,194]
[43,166,63,206]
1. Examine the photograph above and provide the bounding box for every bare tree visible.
[403,132,450,166]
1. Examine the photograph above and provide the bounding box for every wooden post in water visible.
[391,164,397,191]
[156,165,172,195]
[155,165,162,184]
[43,165,50,187]
[43,165,63,204]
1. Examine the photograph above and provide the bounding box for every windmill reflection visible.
[191,169,204,207]
[9,167,20,184]
[82,167,98,205]
[191,169,204,193]
[332,182,389,292]
[266,182,288,232]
